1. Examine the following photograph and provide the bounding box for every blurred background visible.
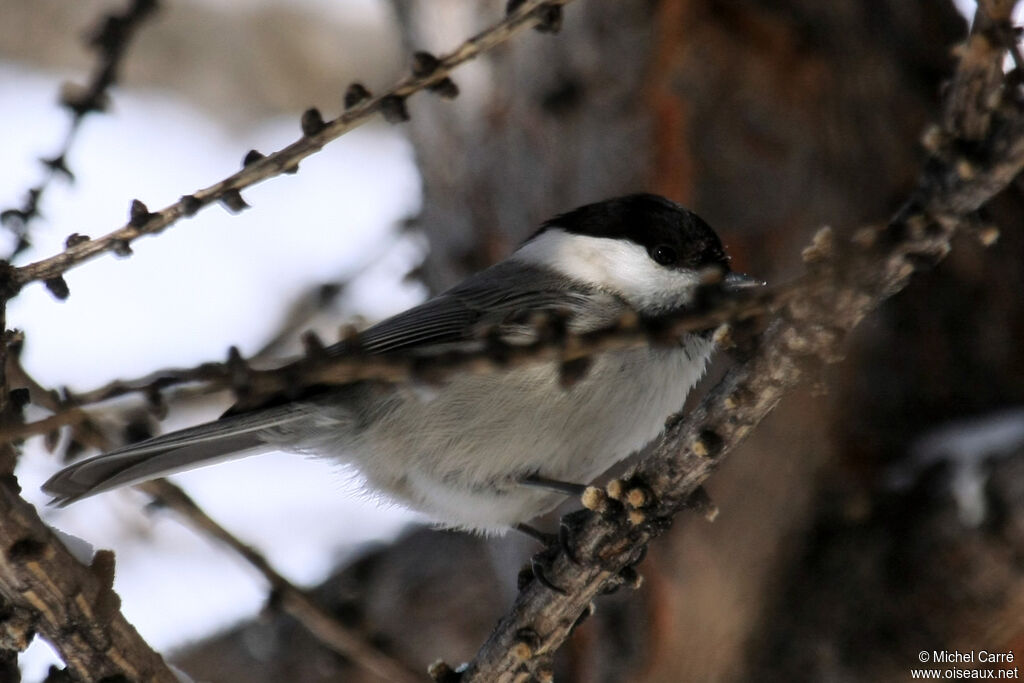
[2,0,1023,681]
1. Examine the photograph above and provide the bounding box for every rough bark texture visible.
[399,1,965,287]
[0,480,177,681]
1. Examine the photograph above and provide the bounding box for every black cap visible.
[536,194,729,271]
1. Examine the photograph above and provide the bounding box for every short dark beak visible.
[723,271,766,290]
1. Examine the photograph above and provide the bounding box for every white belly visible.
[294,338,712,533]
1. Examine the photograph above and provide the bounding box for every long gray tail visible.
[43,408,307,506]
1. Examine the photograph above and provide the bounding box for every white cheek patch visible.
[513,228,701,310]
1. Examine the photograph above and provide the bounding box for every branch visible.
[0,593,34,679]
[0,481,178,680]
[0,245,379,446]
[0,278,799,445]
[0,0,159,260]
[0,3,576,679]
[458,6,1024,681]
[0,308,176,679]
[5,0,574,295]
[139,480,424,683]
[24,393,426,682]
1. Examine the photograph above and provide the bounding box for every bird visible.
[43,193,758,534]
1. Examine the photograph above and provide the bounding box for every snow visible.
[1,62,426,678]
[50,527,95,565]
[954,0,977,20]
[888,407,1024,526]
[953,0,1024,72]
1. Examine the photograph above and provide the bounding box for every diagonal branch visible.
[0,0,160,260]
[0,315,177,680]
[0,280,177,678]
[5,0,575,293]
[0,480,179,681]
[139,480,424,683]
[458,5,1024,681]
[20,383,426,682]
[0,278,800,445]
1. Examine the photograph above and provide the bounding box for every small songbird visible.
[44,194,757,533]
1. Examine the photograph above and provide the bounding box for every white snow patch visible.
[889,407,1024,526]
[50,527,95,565]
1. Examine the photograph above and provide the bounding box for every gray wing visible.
[43,262,625,505]
[333,261,625,355]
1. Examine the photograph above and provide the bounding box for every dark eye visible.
[651,244,678,266]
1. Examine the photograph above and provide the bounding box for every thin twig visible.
[0,278,802,445]
[6,0,575,292]
[0,409,87,443]
[15,376,428,682]
[139,480,424,683]
[16,393,427,682]
[0,315,178,681]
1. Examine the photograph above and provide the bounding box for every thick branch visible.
[0,479,177,681]
[460,8,1024,681]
